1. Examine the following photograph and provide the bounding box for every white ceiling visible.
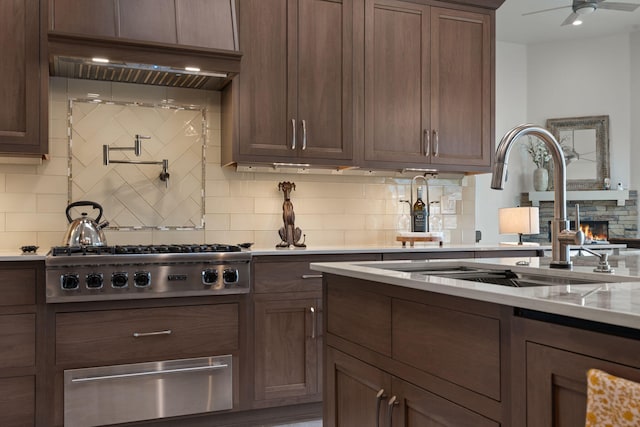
[497,0,640,45]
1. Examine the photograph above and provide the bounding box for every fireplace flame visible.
[580,224,608,242]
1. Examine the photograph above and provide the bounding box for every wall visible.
[474,41,528,244]
[0,77,475,251]
[527,33,631,189]
[631,31,640,202]
[480,32,639,243]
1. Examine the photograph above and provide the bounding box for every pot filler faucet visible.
[491,124,584,269]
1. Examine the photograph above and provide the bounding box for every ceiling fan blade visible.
[522,5,572,16]
[597,2,640,12]
[561,11,580,25]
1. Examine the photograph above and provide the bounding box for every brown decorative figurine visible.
[276,181,306,248]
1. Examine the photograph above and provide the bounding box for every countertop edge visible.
[310,260,640,331]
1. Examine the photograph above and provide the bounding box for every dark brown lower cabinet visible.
[325,347,390,426]
[0,261,43,427]
[326,347,499,427]
[390,377,498,427]
[253,294,322,403]
[512,314,640,427]
[324,274,509,426]
[0,376,35,427]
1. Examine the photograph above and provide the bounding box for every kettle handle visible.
[66,201,103,223]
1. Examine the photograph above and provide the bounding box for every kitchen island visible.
[311,256,640,427]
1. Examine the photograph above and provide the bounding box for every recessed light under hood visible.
[52,56,231,90]
[48,32,241,91]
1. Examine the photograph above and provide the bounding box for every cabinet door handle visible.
[132,329,172,338]
[433,130,439,157]
[301,274,323,279]
[291,118,297,150]
[310,306,316,339]
[423,129,430,157]
[387,395,399,427]
[301,119,308,150]
[376,388,388,427]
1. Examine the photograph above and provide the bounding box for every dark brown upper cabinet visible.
[224,0,354,166]
[0,0,47,156]
[361,0,493,173]
[50,0,239,51]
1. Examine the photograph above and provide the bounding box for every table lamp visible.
[498,207,540,245]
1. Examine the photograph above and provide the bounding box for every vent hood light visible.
[52,55,233,90]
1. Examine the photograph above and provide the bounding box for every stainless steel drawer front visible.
[64,355,233,427]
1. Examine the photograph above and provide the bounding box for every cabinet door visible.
[238,0,353,162]
[51,0,117,36]
[363,0,430,164]
[237,0,292,158]
[118,0,176,44]
[296,0,353,161]
[176,0,238,50]
[0,376,35,426]
[430,8,491,167]
[254,296,321,402]
[325,347,392,427]
[0,0,44,154]
[391,377,499,427]
[526,342,640,427]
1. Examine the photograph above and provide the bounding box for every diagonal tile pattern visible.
[69,100,205,229]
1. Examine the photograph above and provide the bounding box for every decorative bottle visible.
[412,187,427,232]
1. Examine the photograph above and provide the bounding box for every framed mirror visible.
[546,115,610,190]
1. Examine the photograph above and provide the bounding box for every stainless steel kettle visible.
[62,201,109,246]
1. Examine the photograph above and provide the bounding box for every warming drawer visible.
[64,355,233,426]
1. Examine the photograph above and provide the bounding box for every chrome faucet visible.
[491,124,584,269]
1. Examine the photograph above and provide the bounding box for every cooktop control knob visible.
[61,273,80,290]
[134,271,151,288]
[86,273,104,289]
[111,272,128,288]
[223,268,239,285]
[202,269,219,285]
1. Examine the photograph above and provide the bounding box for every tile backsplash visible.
[69,99,206,229]
[0,78,476,251]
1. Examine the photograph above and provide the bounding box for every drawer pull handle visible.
[133,329,172,338]
[301,274,323,279]
[71,364,229,383]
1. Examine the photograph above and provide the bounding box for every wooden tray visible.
[396,235,443,247]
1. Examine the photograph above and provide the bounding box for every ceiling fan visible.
[523,0,640,26]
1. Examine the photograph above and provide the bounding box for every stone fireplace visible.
[546,220,609,243]
[520,190,638,244]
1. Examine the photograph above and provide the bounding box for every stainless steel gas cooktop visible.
[45,244,251,303]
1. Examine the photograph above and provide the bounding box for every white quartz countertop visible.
[249,243,625,256]
[250,243,551,256]
[0,250,46,261]
[310,255,640,330]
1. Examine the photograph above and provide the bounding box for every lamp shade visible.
[499,207,540,235]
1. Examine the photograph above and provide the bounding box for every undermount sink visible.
[385,265,607,288]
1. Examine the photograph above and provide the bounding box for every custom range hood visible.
[48,32,241,91]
